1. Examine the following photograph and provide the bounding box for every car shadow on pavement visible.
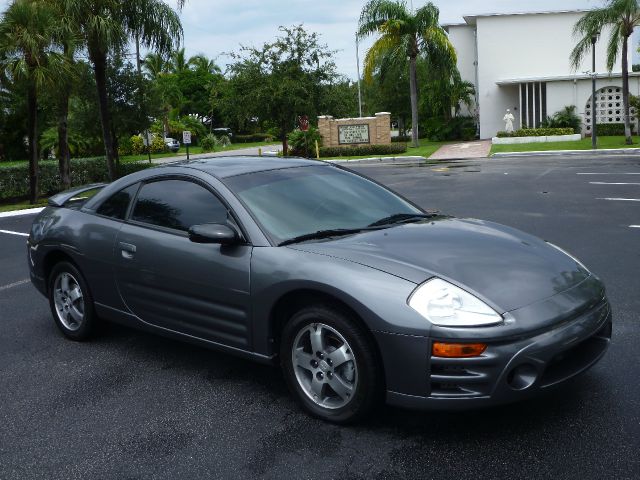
[98,320,597,434]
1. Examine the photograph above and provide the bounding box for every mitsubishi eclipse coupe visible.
[28,157,612,423]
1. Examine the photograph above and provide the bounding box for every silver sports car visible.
[28,157,611,423]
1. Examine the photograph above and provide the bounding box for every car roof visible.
[168,155,329,179]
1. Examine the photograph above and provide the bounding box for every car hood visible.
[288,217,591,313]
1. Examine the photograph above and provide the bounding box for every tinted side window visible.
[131,179,228,231]
[96,184,139,220]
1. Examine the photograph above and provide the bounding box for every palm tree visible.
[169,47,189,74]
[358,0,455,147]
[189,54,221,75]
[0,0,65,203]
[571,0,640,145]
[62,0,182,180]
[143,52,168,80]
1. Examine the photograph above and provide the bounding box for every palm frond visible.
[357,0,409,39]
[362,35,405,83]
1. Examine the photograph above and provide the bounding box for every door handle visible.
[119,242,136,259]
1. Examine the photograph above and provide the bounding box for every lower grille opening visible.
[540,320,612,388]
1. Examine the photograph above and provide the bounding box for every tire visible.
[280,304,381,423]
[47,261,97,341]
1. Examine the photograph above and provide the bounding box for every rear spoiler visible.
[48,183,107,208]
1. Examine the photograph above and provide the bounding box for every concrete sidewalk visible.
[151,144,281,164]
[429,140,492,160]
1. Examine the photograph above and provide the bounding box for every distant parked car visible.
[212,128,233,139]
[164,137,180,153]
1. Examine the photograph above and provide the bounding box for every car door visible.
[114,176,252,349]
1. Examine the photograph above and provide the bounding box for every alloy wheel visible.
[291,323,358,409]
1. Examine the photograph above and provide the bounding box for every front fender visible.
[249,246,431,356]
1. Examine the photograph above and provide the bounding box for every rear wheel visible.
[281,305,381,423]
[48,261,96,340]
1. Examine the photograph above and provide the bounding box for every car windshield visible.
[224,165,423,245]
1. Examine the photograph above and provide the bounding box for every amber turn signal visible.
[432,342,487,358]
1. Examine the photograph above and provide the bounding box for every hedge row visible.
[594,123,635,136]
[496,128,575,138]
[233,133,274,143]
[319,143,407,158]
[0,157,155,202]
[391,135,411,143]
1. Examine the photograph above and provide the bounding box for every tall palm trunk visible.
[282,120,289,156]
[57,96,71,189]
[622,34,632,145]
[91,49,118,180]
[26,81,39,204]
[408,54,419,148]
[57,43,72,189]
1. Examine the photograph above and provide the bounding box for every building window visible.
[519,82,547,129]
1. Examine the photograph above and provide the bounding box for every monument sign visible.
[338,124,370,144]
[318,112,391,148]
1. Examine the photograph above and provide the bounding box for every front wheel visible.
[280,305,381,423]
[48,261,97,341]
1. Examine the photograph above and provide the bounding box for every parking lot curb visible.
[326,155,427,164]
[0,207,44,219]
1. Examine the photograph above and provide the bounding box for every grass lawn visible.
[490,136,640,154]
[322,140,450,161]
[0,199,49,213]
[0,141,279,168]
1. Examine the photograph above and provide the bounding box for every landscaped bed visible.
[490,136,640,154]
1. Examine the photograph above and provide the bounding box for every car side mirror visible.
[188,223,239,245]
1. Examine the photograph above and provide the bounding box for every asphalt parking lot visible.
[1,153,639,479]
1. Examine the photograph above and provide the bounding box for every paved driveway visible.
[429,139,492,159]
[0,153,638,479]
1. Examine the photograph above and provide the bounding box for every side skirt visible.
[95,302,278,365]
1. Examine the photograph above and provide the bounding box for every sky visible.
[0,0,626,79]
[177,0,604,78]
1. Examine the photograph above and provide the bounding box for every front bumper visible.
[379,297,612,410]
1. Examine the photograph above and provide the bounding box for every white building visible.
[444,10,640,139]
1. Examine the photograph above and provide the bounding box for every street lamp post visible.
[591,33,598,150]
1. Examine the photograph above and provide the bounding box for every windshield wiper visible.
[279,228,367,246]
[367,213,434,227]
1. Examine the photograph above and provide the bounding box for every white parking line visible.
[0,230,29,237]
[631,225,640,228]
[589,182,640,185]
[578,172,640,175]
[0,279,30,292]
[597,198,640,202]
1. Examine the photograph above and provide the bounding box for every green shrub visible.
[496,128,575,138]
[200,134,217,153]
[149,136,168,154]
[594,123,635,136]
[233,133,274,143]
[287,126,321,156]
[130,135,145,155]
[118,136,133,156]
[392,135,411,143]
[200,134,232,153]
[318,143,407,158]
[422,116,477,141]
[541,106,582,133]
[0,157,155,202]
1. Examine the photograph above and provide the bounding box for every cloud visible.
[0,0,604,77]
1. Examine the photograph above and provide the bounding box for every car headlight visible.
[546,242,590,272]
[408,278,502,327]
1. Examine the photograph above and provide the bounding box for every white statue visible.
[503,109,515,133]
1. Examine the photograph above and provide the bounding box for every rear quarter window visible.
[96,184,139,220]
